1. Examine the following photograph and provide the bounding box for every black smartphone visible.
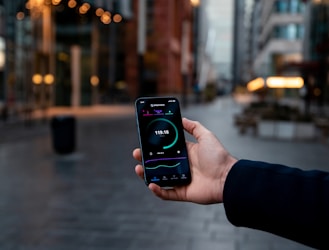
[135,97,191,188]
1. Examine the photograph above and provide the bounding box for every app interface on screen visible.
[136,98,190,184]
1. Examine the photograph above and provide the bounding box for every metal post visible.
[71,45,81,107]
[137,0,146,97]
[91,14,99,105]
[181,21,190,107]
[109,18,116,94]
[1,2,8,105]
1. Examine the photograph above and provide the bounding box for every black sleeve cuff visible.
[222,159,329,249]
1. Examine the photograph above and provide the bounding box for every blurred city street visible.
[0,95,327,250]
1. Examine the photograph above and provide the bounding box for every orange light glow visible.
[90,76,99,87]
[52,0,62,5]
[95,8,104,17]
[28,0,44,8]
[266,77,304,89]
[79,3,90,14]
[101,11,111,24]
[32,74,43,85]
[68,0,77,8]
[44,74,54,85]
[113,14,122,23]
[247,77,265,92]
[190,0,200,7]
[16,12,25,20]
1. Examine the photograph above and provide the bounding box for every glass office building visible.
[0,0,131,112]
[251,0,306,77]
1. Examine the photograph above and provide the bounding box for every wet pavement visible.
[1,97,327,250]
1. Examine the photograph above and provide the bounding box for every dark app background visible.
[135,97,191,186]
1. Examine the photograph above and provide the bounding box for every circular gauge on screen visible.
[146,118,178,149]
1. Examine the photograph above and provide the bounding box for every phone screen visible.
[135,97,191,187]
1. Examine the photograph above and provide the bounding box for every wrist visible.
[219,156,237,202]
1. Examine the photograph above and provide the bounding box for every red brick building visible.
[125,0,195,99]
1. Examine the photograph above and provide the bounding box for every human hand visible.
[133,117,237,204]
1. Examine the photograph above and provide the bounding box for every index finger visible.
[133,148,142,162]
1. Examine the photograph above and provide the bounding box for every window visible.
[274,0,305,14]
[275,1,288,13]
[273,24,304,40]
[287,24,297,39]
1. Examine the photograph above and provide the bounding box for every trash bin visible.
[50,115,76,154]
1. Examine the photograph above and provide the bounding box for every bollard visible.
[50,115,76,154]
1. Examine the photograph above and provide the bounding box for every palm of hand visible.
[156,132,224,204]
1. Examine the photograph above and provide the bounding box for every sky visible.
[205,0,234,65]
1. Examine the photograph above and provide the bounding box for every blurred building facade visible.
[234,0,306,85]
[232,0,248,87]
[126,0,197,100]
[233,0,306,101]
[251,0,306,78]
[0,0,198,113]
[1,0,133,110]
[233,0,329,108]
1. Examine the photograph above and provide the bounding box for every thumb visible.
[182,118,210,141]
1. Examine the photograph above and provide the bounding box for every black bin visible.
[50,115,76,154]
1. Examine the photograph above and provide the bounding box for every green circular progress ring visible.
[147,118,178,150]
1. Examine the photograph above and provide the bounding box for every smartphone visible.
[135,97,191,188]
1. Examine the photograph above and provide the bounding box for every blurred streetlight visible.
[113,14,122,23]
[44,73,54,85]
[68,0,77,9]
[32,73,54,105]
[247,77,265,92]
[247,76,304,92]
[190,0,201,7]
[32,74,43,85]
[266,77,304,89]
[90,75,99,87]
[90,75,99,105]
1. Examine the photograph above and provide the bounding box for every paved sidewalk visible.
[0,97,326,250]
[0,105,135,144]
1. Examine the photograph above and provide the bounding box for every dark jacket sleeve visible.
[223,159,329,249]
